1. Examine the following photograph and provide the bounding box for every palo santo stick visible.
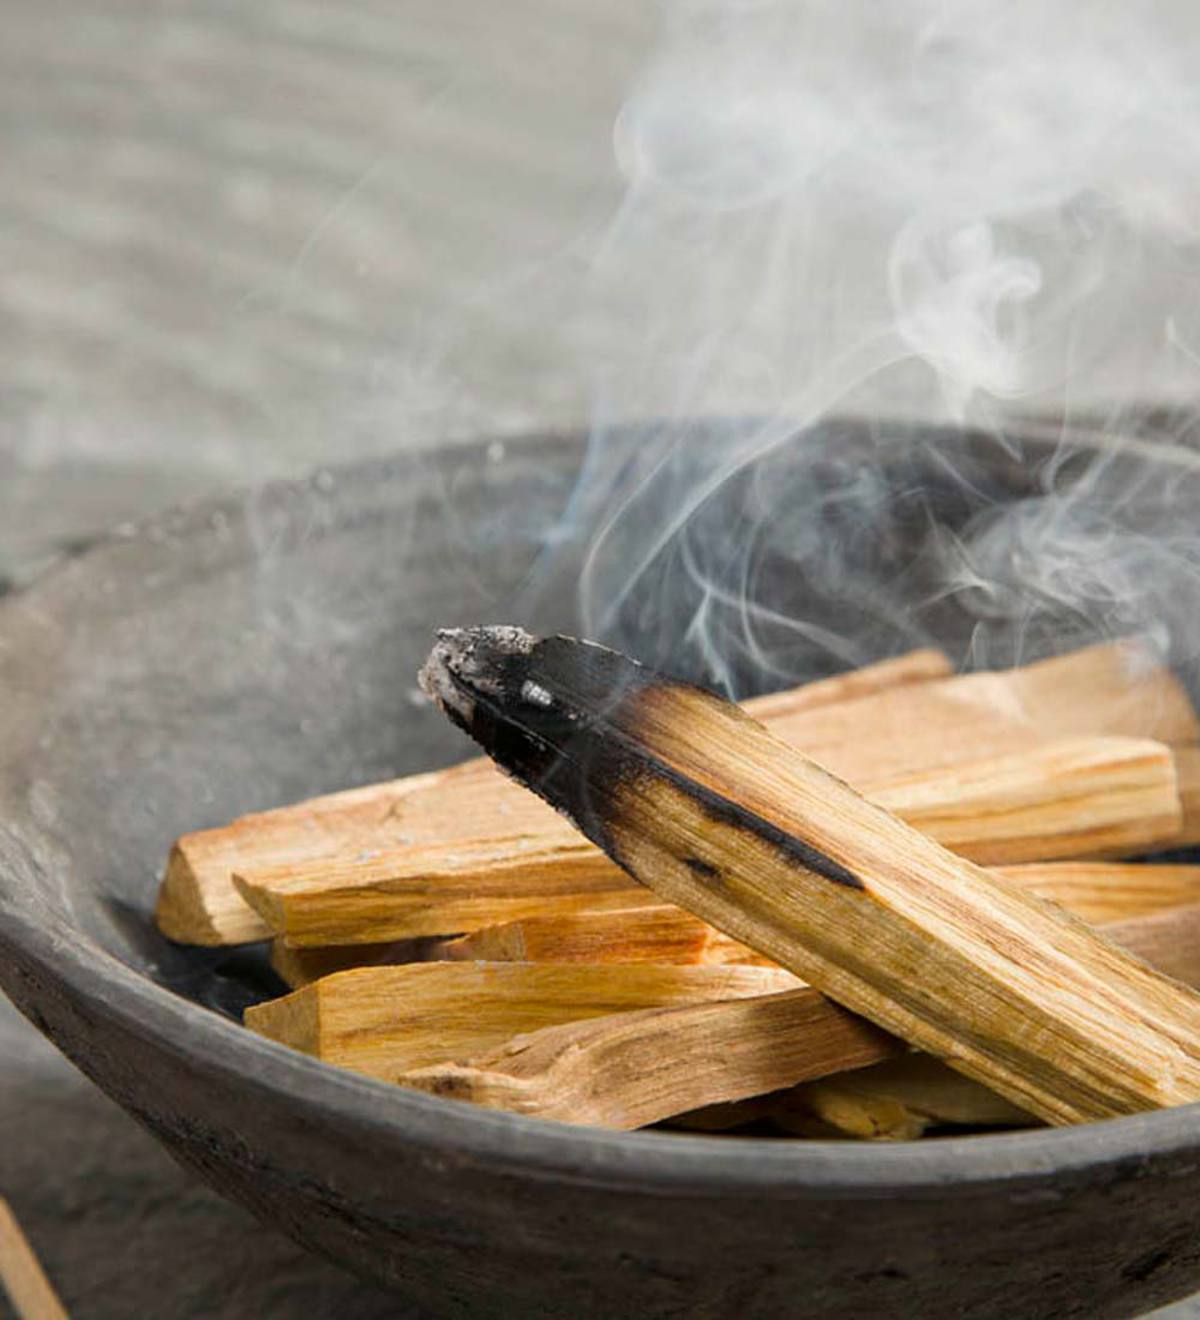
[234,737,1182,949]
[740,647,951,719]
[268,938,428,989]
[778,1055,1037,1141]
[1171,744,1200,847]
[766,637,1200,785]
[158,650,952,944]
[236,835,653,947]
[244,961,797,1081]
[399,987,901,1128]
[267,863,1200,985]
[419,627,1200,1124]
[0,1197,69,1320]
[427,864,1200,969]
[781,900,1200,1140]
[434,905,770,968]
[865,736,1181,865]
[400,897,1200,1130]
[998,861,1200,924]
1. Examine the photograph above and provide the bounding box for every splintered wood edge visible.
[156,842,272,945]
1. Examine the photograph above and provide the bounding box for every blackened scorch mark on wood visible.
[684,857,721,880]
[421,628,868,893]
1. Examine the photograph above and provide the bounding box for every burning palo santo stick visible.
[244,961,798,1081]
[394,897,1200,1130]
[158,650,952,944]
[418,627,1200,1124]
[158,641,1199,947]
[233,737,1182,950]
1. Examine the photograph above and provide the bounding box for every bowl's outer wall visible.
[3,423,1200,1318]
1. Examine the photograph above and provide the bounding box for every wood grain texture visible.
[232,735,1185,949]
[423,628,1200,1125]
[243,961,797,1081]
[157,650,951,943]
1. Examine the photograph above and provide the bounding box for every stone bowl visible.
[4,419,1200,1318]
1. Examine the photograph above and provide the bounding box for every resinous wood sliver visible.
[421,629,1200,1126]
[243,961,799,1081]
[158,649,951,944]
[233,736,1182,949]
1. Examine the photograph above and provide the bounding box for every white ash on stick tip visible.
[418,625,537,720]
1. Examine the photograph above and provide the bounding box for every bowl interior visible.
[4,416,1200,1024]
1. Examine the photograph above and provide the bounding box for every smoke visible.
[511,0,1200,691]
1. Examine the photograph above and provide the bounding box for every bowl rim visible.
[5,417,1200,1198]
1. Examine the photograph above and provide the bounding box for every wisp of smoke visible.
[515,0,1200,692]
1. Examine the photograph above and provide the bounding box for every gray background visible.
[1,2,1198,1316]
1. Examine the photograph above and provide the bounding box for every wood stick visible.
[395,898,1200,1130]
[158,650,952,944]
[162,639,1195,947]
[765,637,1199,785]
[233,736,1182,949]
[243,961,798,1081]
[433,905,770,968]
[1172,744,1200,847]
[780,901,1200,1140]
[268,938,430,989]
[236,835,654,947]
[264,863,1200,986]
[998,861,1200,924]
[776,1055,1037,1140]
[424,863,1200,969]
[864,736,1181,865]
[418,627,1200,1124]
[0,1198,69,1320]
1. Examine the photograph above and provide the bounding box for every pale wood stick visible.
[265,862,1200,986]
[864,736,1180,865]
[781,901,1200,1140]
[776,1055,1036,1140]
[268,938,430,988]
[0,1197,69,1320]
[237,835,653,947]
[422,862,1200,971]
[740,648,951,720]
[766,637,1200,785]
[1172,744,1200,847]
[998,861,1200,924]
[236,736,1182,950]
[394,898,1200,1131]
[433,905,768,969]
[398,987,901,1128]
[420,627,1200,1124]
[158,650,952,944]
[244,962,798,1081]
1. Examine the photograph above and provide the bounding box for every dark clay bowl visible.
[4,418,1200,1319]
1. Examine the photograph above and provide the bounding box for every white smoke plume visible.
[509,0,1200,692]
